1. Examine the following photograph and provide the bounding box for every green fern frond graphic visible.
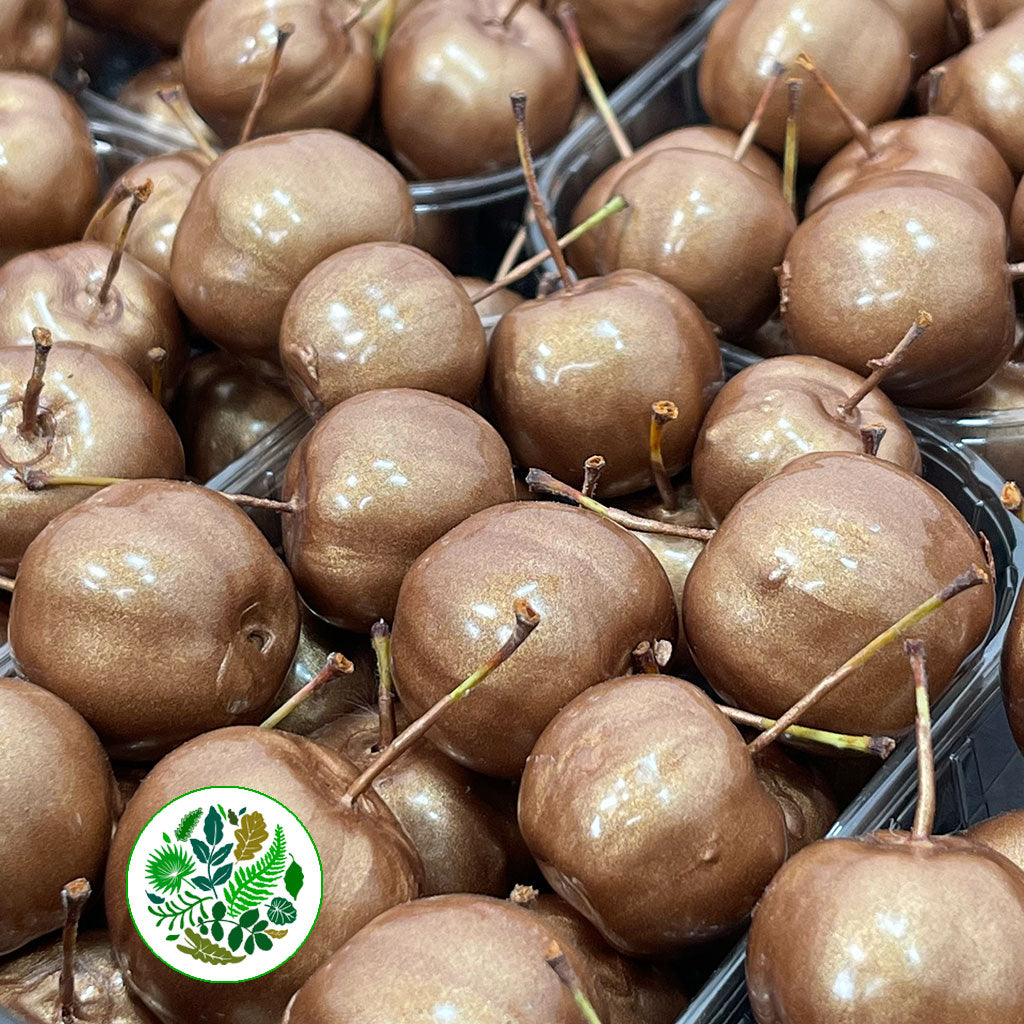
[223,825,287,917]
[174,808,203,841]
[146,844,197,895]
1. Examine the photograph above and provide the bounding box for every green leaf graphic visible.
[233,812,268,861]
[227,926,243,952]
[227,810,238,825]
[174,808,203,842]
[191,839,211,863]
[210,921,224,942]
[239,908,259,929]
[210,843,233,866]
[147,890,210,930]
[266,898,296,926]
[176,928,245,965]
[212,863,233,886]
[244,935,255,956]
[212,901,226,920]
[205,806,224,847]
[284,858,304,901]
[223,825,286,917]
[265,929,288,939]
[254,933,273,951]
[146,845,197,895]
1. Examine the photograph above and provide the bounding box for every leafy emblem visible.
[176,928,246,964]
[233,811,269,861]
[145,845,197,895]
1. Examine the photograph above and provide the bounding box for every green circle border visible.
[125,785,324,985]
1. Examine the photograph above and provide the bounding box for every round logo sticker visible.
[126,786,322,983]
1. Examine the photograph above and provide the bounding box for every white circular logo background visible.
[126,786,323,983]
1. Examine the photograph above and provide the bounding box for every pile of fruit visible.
[4,1,1024,1023]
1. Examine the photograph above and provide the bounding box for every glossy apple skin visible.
[116,60,221,149]
[0,71,98,258]
[0,0,66,74]
[968,810,1024,872]
[753,746,838,855]
[67,0,204,49]
[315,707,515,896]
[0,343,185,576]
[691,355,921,525]
[746,833,1024,1023]
[282,894,607,1024]
[684,452,994,736]
[86,150,210,283]
[807,116,1015,219]
[380,0,579,179]
[0,929,158,1024]
[929,11,1024,177]
[587,150,796,339]
[698,0,912,164]
[0,678,117,956]
[570,127,781,279]
[171,130,415,358]
[106,726,422,1024]
[1002,586,1024,755]
[10,480,301,759]
[391,501,677,778]
[181,0,375,143]
[0,241,189,401]
[279,242,487,417]
[519,674,788,956]
[487,269,724,496]
[782,172,1014,407]
[282,388,516,631]
[883,0,954,72]
[977,0,1024,25]
[174,351,299,482]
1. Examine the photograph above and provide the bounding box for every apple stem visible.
[581,454,605,498]
[509,883,540,906]
[649,401,679,511]
[502,0,531,29]
[733,62,786,162]
[342,0,382,31]
[19,326,52,439]
[148,347,167,404]
[782,76,801,212]
[949,0,986,42]
[511,92,575,294]
[221,493,300,513]
[82,180,133,239]
[722,704,895,757]
[747,563,990,754]
[342,600,540,805]
[925,67,945,115]
[631,640,659,674]
[557,3,633,160]
[838,311,932,416]
[97,179,153,306]
[1007,263,1024,281]
[495,222,530,281]
[59,878,92,1024]
[372,620,396,748]
[157,86,220,161]
[795,53,878,159]
[905,638,935,840]
[474,196,626,304]
[860,424,886,457]
[374,0,397,58]
[0,575,14,593]
[239,23,295,145]
[526,467,715,541]
[545,940,604,1024]
[260,653,354,729]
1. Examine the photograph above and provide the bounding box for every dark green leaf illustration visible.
[147,890,210,930]
[227,810,238,825]
[174,808,203,842]
[210,842,233,866]
[146,845,197,895]
[176,928,245,965]
[227,926,243,952]
[239,908,259,929]
[254,933,273,952]
[266,898,296,926]
[251,919,268,932]
[147,893,165,905]
[223,825,286,916]
[210,921,224,942]
[167,934,179,941]
[233,811,268,862]
[212,902,226,920]
[284,858,304,901]
[265,929,288,939]
[217,804,228,819]
[205,806,224,847]
[199,924,208,935]
[211,863,233,886]
[191,876,215,892]
[244,935,255,956]
[190,839,211,864]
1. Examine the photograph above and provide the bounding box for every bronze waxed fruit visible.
[116,61,219,149]
[106,726,423,1024]
[282,894,607,1024]
[0,0,66,74]
[518,673,788,955]
[698,0,912,164]
[967,810,1024,872]
[684,452,994,736]
[281,388,516,631]
[170,130,415,359]
[9,480,301,759]
[0,678,117,956]
[0,71,98,258]
[1002,585,1024,754]
[67,0,204,48]
[391,501,677,777]
[279,243,487,416]
[753,745,839,855]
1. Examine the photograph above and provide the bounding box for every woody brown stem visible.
[734,62,786,162]
[905,639,935,840]
[343,600,540,804]
[239,23,295,145]
[372,620,396,748]
[19,327,52,438]
[649,401,678,511]
[581,455,605,498]
[795,53,878,159]
[502,0,530,28]
[260,653,354,729]
[98,179,153,306]
[860,424,886,457]
[60,878,92,1024]
[148,347,167,404]
[157,86,220,160]
[631,641,659,674]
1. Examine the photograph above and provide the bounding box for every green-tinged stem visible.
[526,468,715,541]
[649,401,678,511]
[905,638,935,840]
[782,76,801,212]
[60,878,92,1024]
[260,653,354,729]
[722,705,895,757]
[19,326,52,438]
[239,23,295,144]
[545,940,604,1024]
[148,347,166,404]
[374,0,397,58]
[747,564,990,754]
[372,620,396,747]
[157,87,220,160]
[473,196,626,304]
[733,62,786,162]
[343,600,540,804]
